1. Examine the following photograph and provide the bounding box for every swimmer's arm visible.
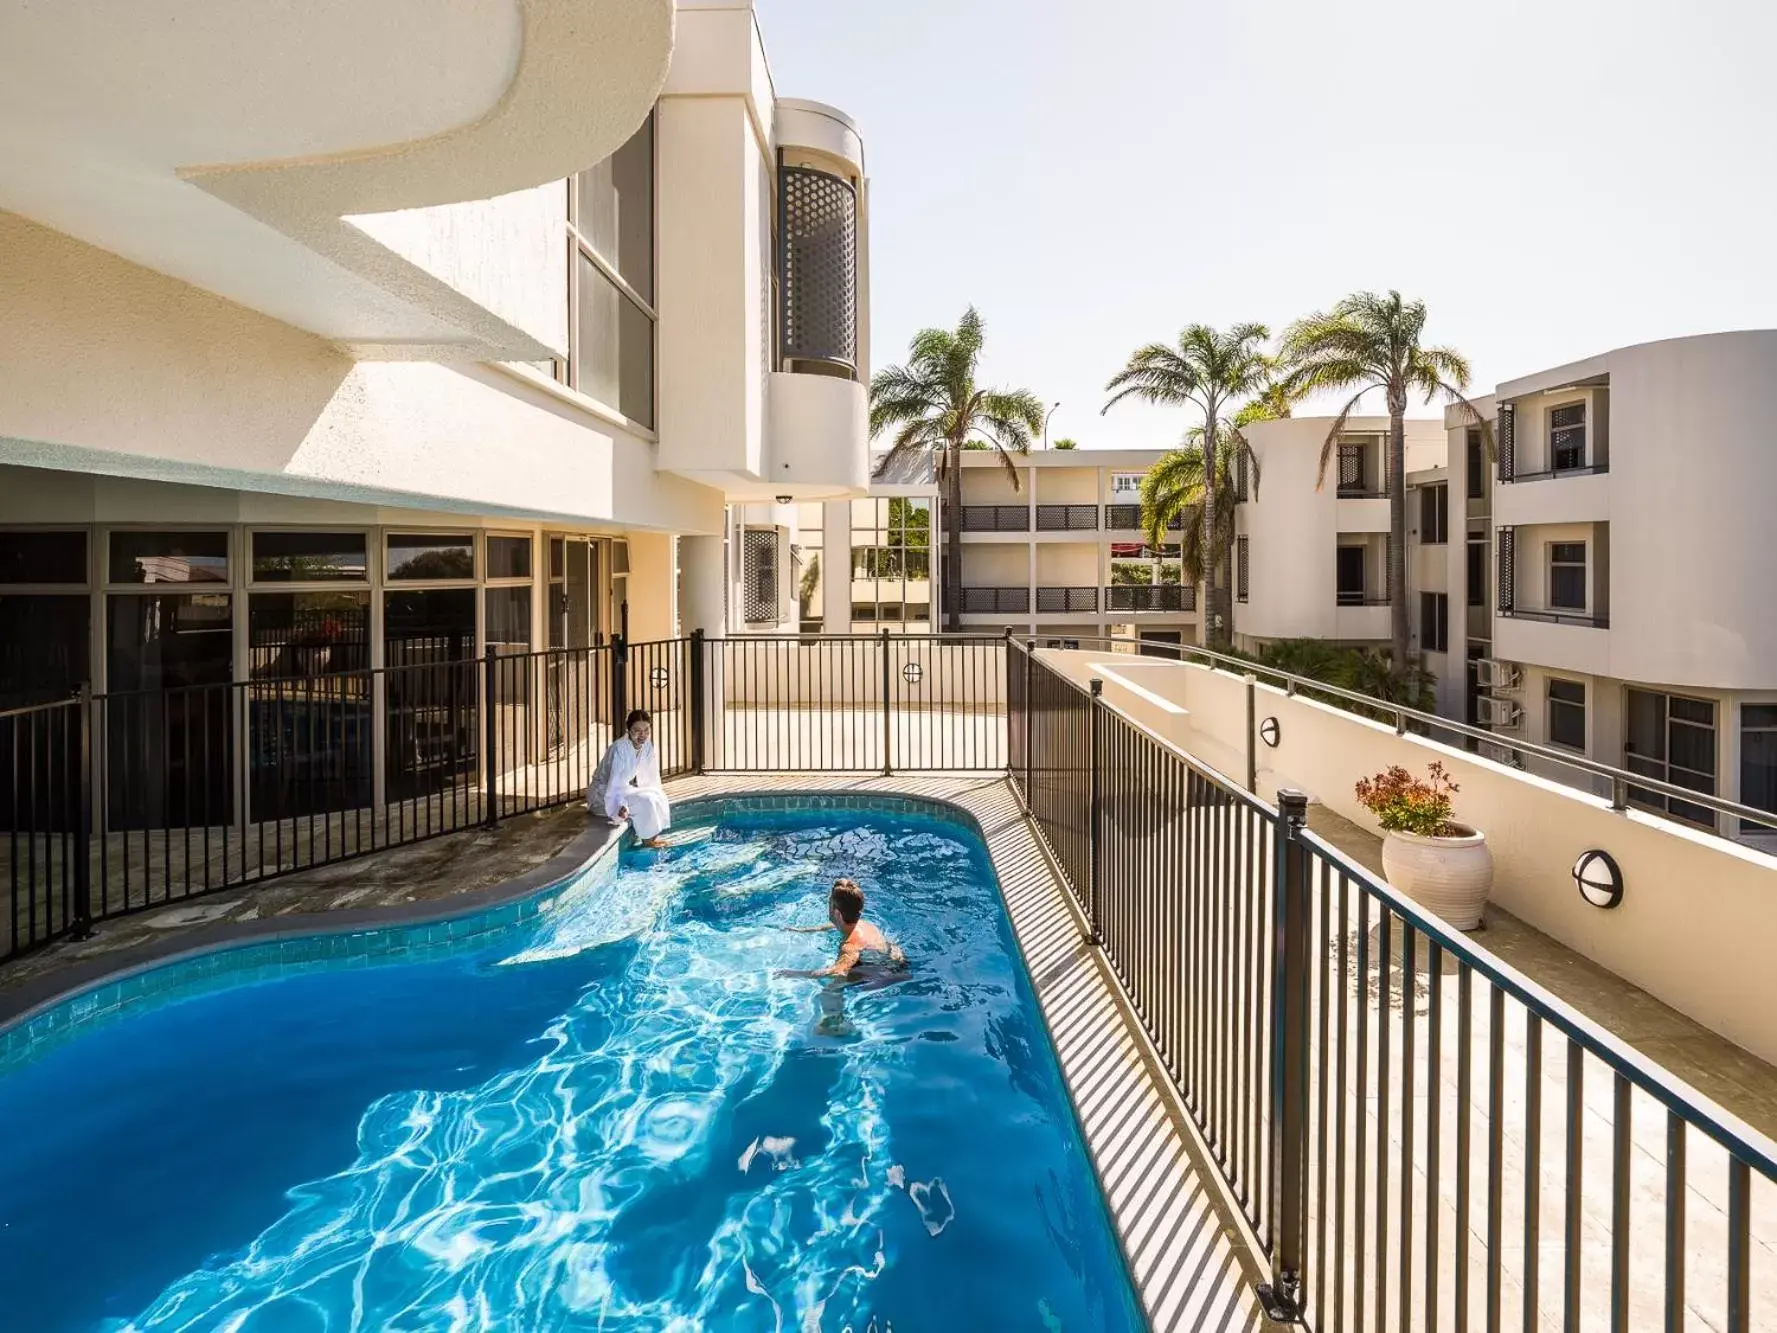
[783,923,838,934]
[774,939,860,980]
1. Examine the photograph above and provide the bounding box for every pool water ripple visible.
[0,809,1140,1332]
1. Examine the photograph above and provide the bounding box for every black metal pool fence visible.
[1006,637,1775,1331]
[0,632,1008,961]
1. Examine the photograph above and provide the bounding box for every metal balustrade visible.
[960,586,1030,614]
[1035,586,1098,613]
[1105,584,1194,612]
[1035,504,1099,531]
[958,505,1030,532]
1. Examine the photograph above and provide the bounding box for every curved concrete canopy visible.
[0,0,673,358]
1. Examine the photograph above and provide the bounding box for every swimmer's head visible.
[828,879,865,926]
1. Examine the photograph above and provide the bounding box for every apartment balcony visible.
[958,505,1031,534]
[1105,584,1194,613]
[1036,586,1098,614]
[960,586,1030,615]
[1334,494,1391,533]
[1034,504,1099,532]
[1496,610,1612,677]
[1494,465,1611,526]
[1104,504,1185,532]
[1333,601,1390,641]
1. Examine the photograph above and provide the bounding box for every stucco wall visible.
[1039,649,1777,1065]
[0,210,720,534]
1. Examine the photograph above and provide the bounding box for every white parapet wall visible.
[1038,649,1777,1067]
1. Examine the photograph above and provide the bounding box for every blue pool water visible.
[0,807,1141,1331]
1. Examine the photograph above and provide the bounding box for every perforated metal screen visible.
[779,166,858,371]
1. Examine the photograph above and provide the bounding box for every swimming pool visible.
[0,798,1141,1332]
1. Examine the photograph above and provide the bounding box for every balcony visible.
[1105,584,1193,612]
[1035,586,1098,613]
[1499,606,1610,629]
[1034,504,1099,532]
[1105,504,1184,532]
[958,505,1031,533]
[960,586,1030,614]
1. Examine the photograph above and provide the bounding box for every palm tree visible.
[1103,324,1271,650]
[1136,431,1258,591]
[1280,291,1493,676]
[870,308,1046,632]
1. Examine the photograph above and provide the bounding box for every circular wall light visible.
[1573,849,1623,910]
[902,661,924,685]
[649,665,669,688]
[1259,716,1282,748]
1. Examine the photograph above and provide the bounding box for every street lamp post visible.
[1042,401,1061,449]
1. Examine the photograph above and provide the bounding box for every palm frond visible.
[1313,389,1371,490]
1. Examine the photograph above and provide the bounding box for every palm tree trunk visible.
[1200,419,1227,651]
[1387,406,1409,673]
[943,442,963,633]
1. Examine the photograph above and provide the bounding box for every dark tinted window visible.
[0,531,86,584]
[1549,542,1586,609]
[486,536,533,580]
[250,531,367,583]
[108,531,228,585]
[1466,428,1484,497]
[386,534,474,581]
[1548,678,1586,749]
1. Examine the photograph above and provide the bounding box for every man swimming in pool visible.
[775,879,906,981]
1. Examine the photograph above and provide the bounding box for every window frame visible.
[245,527,372,589]
[566,108,659,432]
[1419,484,1448,545]
[383,530,479,586]
[1546,676,1587,752]
[1549,399,1587,473]
[1420,591,1449,653]
[1465,427,1484,499]
[1547,540,1588,611]
[848,497,933,630]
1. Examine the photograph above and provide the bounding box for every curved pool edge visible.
[0,792,989,1074]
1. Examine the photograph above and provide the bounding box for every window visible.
[1626,688,1717,827]
[250,531,367,583]
[1419,485,1448,544]
[1547,678,1586,751]
[571,110,656,427]
[1466,428,1484,498]
[0,531,86,584]
[1740,704,1777,829]
[1236,536,1249,603]
[849,498,931,628]
[1467,532,1486,607]
[1548,541,1587,610]
[792,504,824,634]
[485,536,533,580]
[247,590,372,679]
[1421,592,1449,653]
[386,534,474,581]
[108,531,228,585]
[1550,402,1586,472]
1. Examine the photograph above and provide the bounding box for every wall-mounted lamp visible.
[775,495,793,505]
[1573,849,1623,910]
[1259,717,1281,748]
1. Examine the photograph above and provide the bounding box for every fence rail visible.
[1005,638,1777,1330]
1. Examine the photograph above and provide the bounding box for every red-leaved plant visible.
[1353,762,1463,837]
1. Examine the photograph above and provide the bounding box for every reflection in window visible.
[575,256,654,427]
[251,531,368,583]
[108,531,228,585]
[247,591,371,679]
[571,111,656,427]
[848,498,931,628]
[386,534,475,582]
[792,504,824,634]
[485,586,532,654]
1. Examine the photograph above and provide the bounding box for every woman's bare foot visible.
[641,837,668,849]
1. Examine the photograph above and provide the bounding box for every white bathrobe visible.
[589,737,672,839]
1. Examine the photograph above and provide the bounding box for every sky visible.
[754,0,1777,450]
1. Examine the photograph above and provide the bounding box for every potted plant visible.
[1354,762,1492,929]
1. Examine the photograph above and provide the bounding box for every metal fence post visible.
[689,629,707,775]
[1087,678,1104,945]
[71,683,95,939]
[611,634,629,730]
[1245,672,1258,792]
[879,627,892,776]
[1260,788,1312,1323]
[482,645,499,828]
[1025,639,1036,804]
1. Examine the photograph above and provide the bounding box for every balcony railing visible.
[1501,461,1611,484]
[1036,586,1098,613]
[1006,638,1777,1329]
[1104,504,1184,531]
[958,504,1030,532]
[1105,584,1193,612]
[1336,483,1389,499]
[1035,504,1099,532]
[960,586,1030,614]
[1336,591,1390,607]
[1501,606,1610,629]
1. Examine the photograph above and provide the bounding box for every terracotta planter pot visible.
[1380,825,1493,930]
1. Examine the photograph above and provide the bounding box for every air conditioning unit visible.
[1475,658,1521,691]
[1477,739,1526,770]
[1476,695,1522,729]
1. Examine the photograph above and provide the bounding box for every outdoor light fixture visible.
[1573,849,1623,909]
[902,661,924,685]
[1259,717,1281,748]
[649,665,669,688]
[775,495,793,505]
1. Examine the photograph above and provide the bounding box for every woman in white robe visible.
[589,709,671,847]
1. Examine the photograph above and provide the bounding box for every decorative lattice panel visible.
[1237,536,1250,602]
[1498,403,1515,481]
[1496,526,1516,612]
[742,529,780,624]
[779,166,858,370]
[1338,443,1364,490]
